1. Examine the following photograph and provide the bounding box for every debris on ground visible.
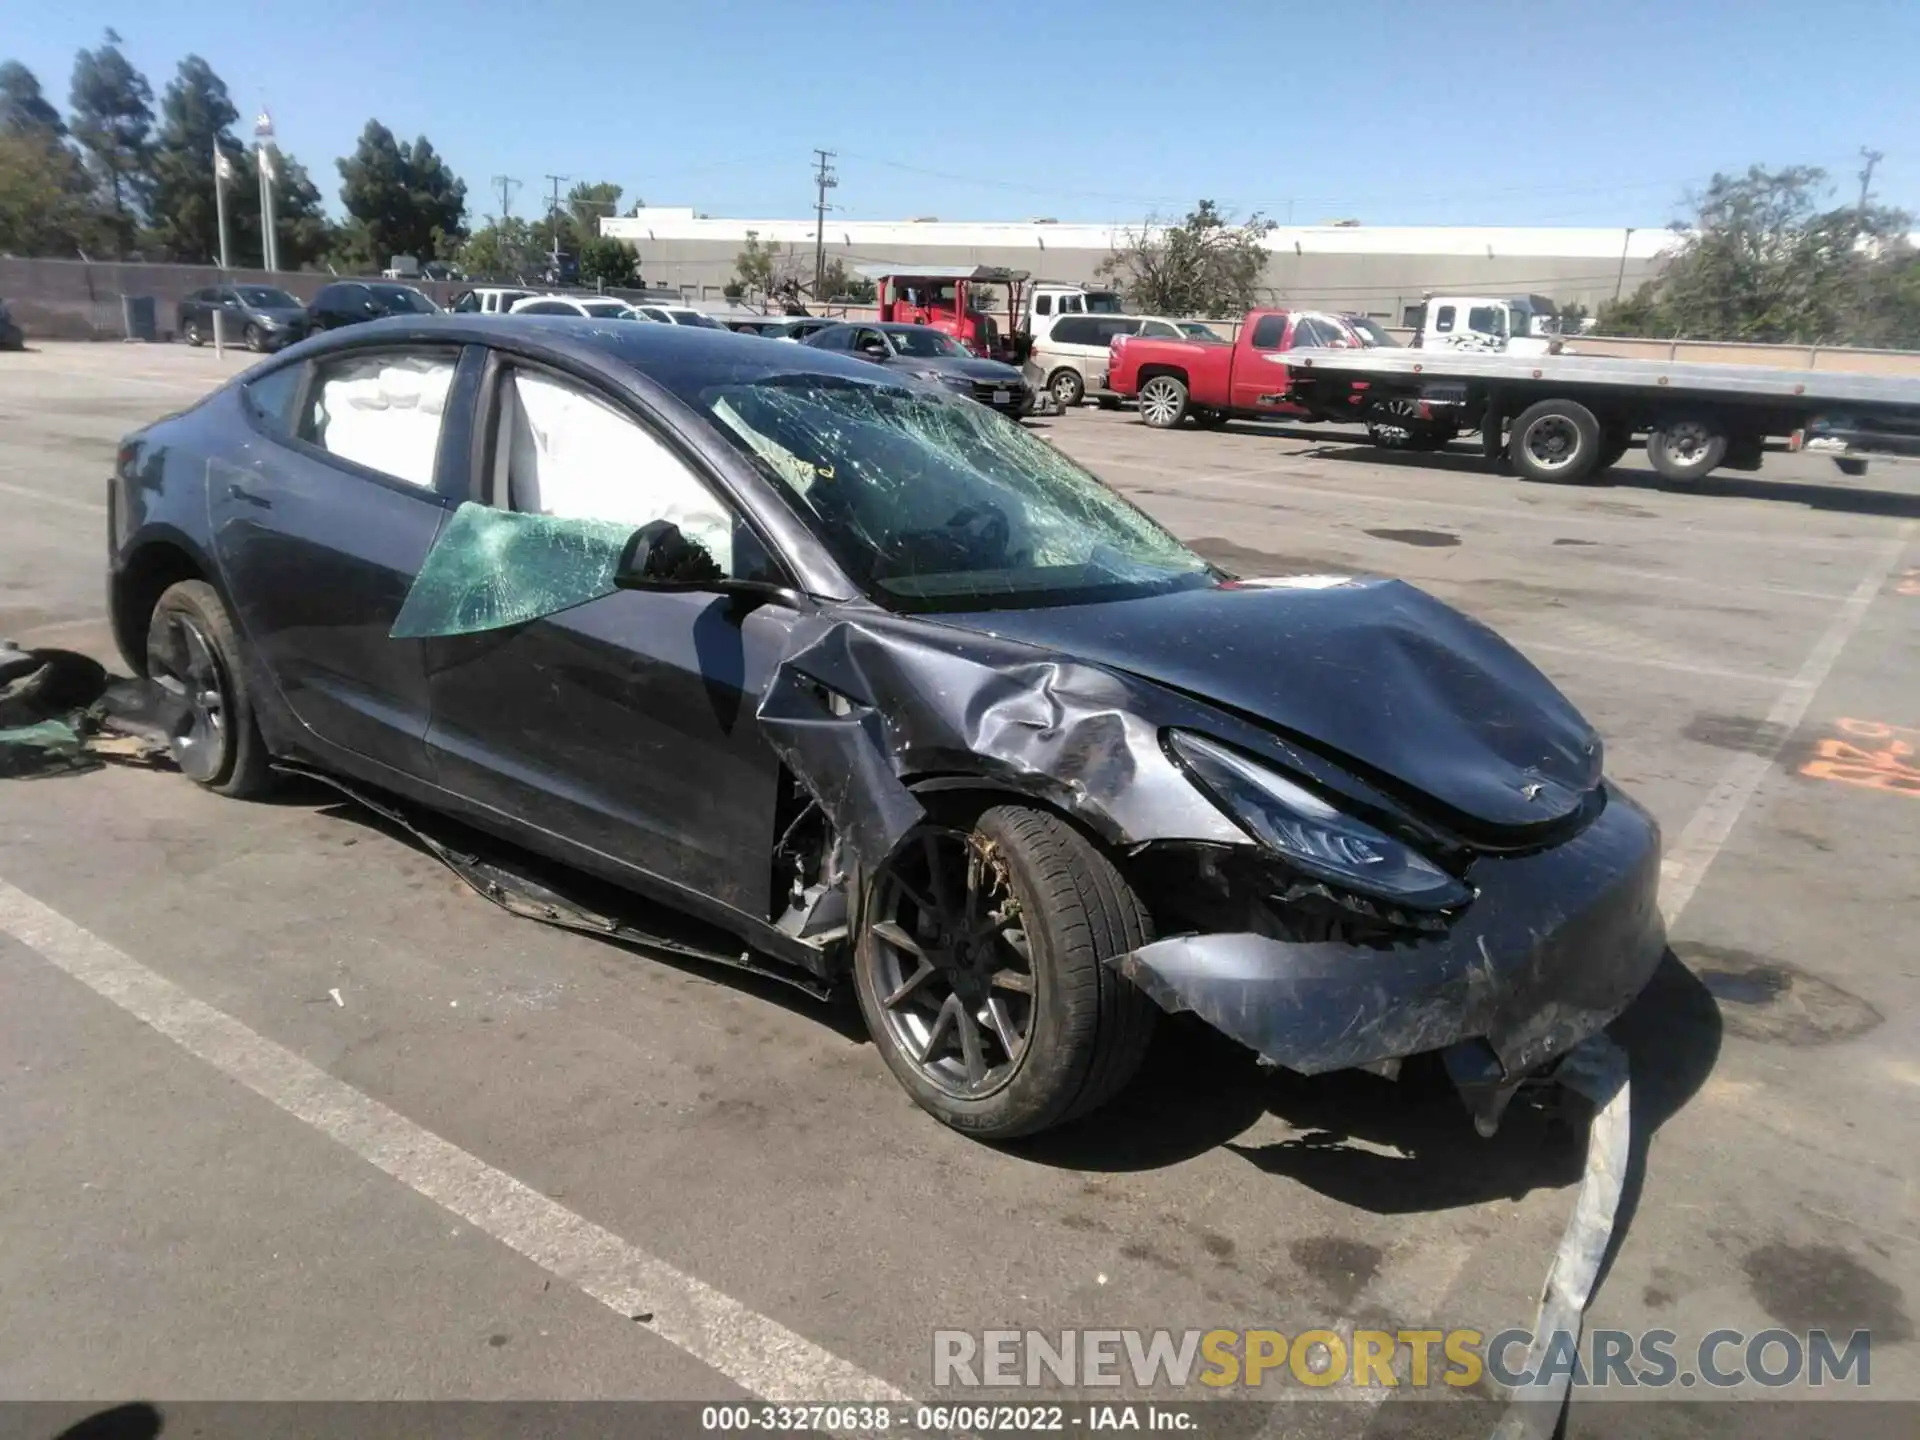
[0,644,177,780]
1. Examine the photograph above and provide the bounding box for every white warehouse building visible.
[600,208,1682,318]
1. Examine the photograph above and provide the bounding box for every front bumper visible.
[1108,783,1664,1083]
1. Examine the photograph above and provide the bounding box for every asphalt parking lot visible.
[1,342,1916,1431]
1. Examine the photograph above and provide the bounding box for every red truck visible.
[1106,309,1368,428]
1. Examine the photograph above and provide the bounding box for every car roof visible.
[274,313,897,390]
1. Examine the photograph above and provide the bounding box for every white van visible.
[1024,282,1126,334]
[1024,313,1148,407]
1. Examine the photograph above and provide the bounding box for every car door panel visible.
[419,362,792,919]
[424,593,796,916]
[208,346,478,779]
[1229,312,1297,415]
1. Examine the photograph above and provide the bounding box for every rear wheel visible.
[145,580,273,798]
[1048,368,1085,407]
[1646,417,1728,482]
[1509,398,1602,483]
[1137,375,1189,429]
[853,805,1158,1139]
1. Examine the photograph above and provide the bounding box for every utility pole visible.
[491,174,521,221]
[1856,147,1884,221]
[544,173,569,277]
[811,148,838,298]
[1613,226,1636,302]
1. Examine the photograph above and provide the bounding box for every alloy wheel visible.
[1139,377,1183,426]
[869,827,1037,1099]
[146,612,230,782]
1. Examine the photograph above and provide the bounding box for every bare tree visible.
[1098,200,1275,318]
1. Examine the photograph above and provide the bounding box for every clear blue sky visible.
[10,0,1918,228]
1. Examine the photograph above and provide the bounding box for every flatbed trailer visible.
[1280,346,1920,483]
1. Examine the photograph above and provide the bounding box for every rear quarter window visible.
[242,363,304,434]
[1248,314,1288,348]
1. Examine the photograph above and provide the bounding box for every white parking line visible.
[0,875,910,1407]
[1658,522,1914,925]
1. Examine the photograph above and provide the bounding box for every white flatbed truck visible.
[1280,345,1920,483]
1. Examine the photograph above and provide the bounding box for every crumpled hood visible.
[934,577,1602,834]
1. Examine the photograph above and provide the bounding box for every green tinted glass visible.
[390,502,636,638]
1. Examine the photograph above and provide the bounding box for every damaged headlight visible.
[1168,731,1472,910]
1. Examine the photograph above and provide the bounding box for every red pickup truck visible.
[1107,309,1366,428]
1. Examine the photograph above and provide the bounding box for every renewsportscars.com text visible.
[932,1327,1875,1391]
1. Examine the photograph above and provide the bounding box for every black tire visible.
[244,323,265,353]
[1646,417,1728,482]
[1137,374,1189,429]
[854,805,1158,1139]
[1193,407,1228,429]
[1835,456,1869,477]
[1594,425,1634,474]
[145,580,273,798]
[1508,398,1602,483]
[1047,368,1085,408]
[183,319,203,347]
[1095,395,1122,410]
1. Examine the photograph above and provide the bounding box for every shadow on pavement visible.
[1015,952,1722,1227]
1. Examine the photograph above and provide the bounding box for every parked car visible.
[307,281,442,332]
[177,285,311,351]
[806,321,1033,418]
[509,294,641,320]
[0,297,22,350]
[108,313,1663,1140]
[1024,314,1147,408]
[630,303,727,329]
[1107,308,1367,428]
[722,316,838,342]
[449,287,538,315]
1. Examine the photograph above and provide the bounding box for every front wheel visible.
[1048,368,1085,408]
[854,806,1158,1139]
[145,580,273,798]
[1646,418,1728,482]
[183,320,203,347]
[244,323,265,353]
[1137,375,1189,429]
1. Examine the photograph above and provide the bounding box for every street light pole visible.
[255,109,279,272]
[1613,226,1636,302]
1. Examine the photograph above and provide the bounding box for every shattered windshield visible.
[701,377,1215,612]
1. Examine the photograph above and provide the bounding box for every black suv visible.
[177,285,310,351]
[307,281,442,332]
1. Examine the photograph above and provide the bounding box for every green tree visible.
[578,235,639,287]
[143,55,241,262]
[565,179,621,250]
[733,229,804,304]
[815,256,872,302]
[337,120,468,269]
[1596,165,1918,346]
[456,216,535,279]
[234,147,333,270]
[1097,199,1274,318]
[0,130,102,255]
[1,61,67,138]
[68,29,154,252]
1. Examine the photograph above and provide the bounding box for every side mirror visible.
[858,342,890,360]
[615,520,797,605]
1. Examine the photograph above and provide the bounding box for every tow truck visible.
[1282,345,1920,483]
[859,263,1030,365]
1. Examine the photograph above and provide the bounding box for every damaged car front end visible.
[108,316,1664,1144]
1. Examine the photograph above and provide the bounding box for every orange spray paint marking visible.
[1801,718,1920,798]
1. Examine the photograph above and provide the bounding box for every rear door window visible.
[298,350,458,489]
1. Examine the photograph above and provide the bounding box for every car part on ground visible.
[0,645,176,779]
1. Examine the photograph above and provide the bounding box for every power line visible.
[491,174,521,221]
[811,149,837,297]
[544,173,569,269]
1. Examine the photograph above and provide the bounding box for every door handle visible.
[226,482,272,510]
